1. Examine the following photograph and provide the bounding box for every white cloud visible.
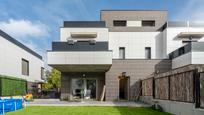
[0,19,49,39]
[25,41,47,66]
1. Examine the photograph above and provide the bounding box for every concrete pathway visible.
[26,99,150,107]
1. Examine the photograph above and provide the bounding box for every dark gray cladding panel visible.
[63,21,106,28]
[169,42,204,59]
[0,29,42,60]
[52,41,109,51]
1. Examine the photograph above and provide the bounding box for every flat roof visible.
[63,21,106,28]
[0,29,42,60]
[101,9,167,11]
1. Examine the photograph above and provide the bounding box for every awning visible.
[177,32,204,38]
[71,32,97,38]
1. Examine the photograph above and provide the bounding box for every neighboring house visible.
[0,29,44,97]
[47,10,204,101]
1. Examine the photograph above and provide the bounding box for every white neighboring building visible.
[0,29,44,96]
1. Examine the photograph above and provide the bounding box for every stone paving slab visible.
[26,99,150,107]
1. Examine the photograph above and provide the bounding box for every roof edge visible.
[0,29,43,60]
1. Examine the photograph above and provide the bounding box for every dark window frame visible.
[119,47,125,59]
[22,59,29,76]
[113,20,127,27]
[145,47,151,59]
[41,67,44,80]
[142,20,155,27]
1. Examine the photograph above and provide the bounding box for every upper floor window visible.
[22,59,29,76]
[41,67,45,80]
[145,47,151,59]
[113,20,127,27]
[142,20,155,27]
[119,47,125,59]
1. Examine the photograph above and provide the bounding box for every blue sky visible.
[0,0,204,63]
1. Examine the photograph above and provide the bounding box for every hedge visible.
[0,75,27,96]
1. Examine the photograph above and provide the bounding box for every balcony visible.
[47,41,112,72]
[169,42,204,69]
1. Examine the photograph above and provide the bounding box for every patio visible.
[26,99,150,107]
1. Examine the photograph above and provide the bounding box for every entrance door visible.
[71,78,97,100]
[119,77,129,100]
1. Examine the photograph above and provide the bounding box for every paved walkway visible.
[26,99,150,107]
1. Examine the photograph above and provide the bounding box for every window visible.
[22,59,29,76]
[178,47,185,55]
[119,47,125,59]
[142,20,155,27]
[41,67,45,80]
[113,20,127,27]
[145,47,151,59]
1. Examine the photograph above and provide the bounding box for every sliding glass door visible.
[71,78,97,100]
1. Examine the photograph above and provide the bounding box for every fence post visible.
[3,101,4,114]
[168,76,171,100]
[195,70,200,108]
[14,101,17,111]
[152,77,155,99]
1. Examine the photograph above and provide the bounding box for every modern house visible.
[47,10,204,102]
[0,29,44,97]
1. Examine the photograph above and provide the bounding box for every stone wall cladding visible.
[101,10,167,32]
[105,59,171,101]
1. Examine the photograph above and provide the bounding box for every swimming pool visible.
[0,99,23,114]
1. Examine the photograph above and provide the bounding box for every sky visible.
[0,0,204,66]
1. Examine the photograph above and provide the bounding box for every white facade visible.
[48,51,112,65]
[165,27,204,57]
[50,20,204,70]
[0,35,44,82]
[172,52,204,69]
[108,26,204,60]
[109,32,164,59]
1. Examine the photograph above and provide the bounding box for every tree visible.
[42,69,61,90]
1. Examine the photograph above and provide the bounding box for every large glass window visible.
[119,47,125,59]
[22,59,29,76]
[145,47,151,59]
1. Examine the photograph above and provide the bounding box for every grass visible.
[5,106,171,115]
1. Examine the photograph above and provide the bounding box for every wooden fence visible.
[142,78,153,96]
[141,70,204,108]
[155,77,169,100]
[200,73,204,108]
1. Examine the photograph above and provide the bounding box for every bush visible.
[0,75,27,96]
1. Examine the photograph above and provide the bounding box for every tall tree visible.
[42,69,61,90]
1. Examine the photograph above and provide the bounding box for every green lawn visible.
[5,106,171,115]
